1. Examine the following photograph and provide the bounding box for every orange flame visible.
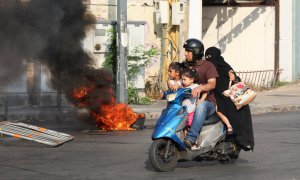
[72,86,91,108]
[72,86,141,131]
[73,87,89,99]
[92,101,138,130]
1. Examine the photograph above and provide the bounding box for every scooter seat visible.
[203,113,220,126]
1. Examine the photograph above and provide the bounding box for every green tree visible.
[103,28,117,87]
[103,29,159,104]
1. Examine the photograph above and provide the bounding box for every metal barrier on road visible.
[0,121,74,147]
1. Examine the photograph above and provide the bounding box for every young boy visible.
[167,62,182,91]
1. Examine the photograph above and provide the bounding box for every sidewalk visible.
[131,82,300,119]
[0,82,299,127]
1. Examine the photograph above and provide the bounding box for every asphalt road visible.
[0,111,300,180]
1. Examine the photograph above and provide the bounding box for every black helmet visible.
[183,38,204,60]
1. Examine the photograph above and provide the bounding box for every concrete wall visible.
[2,1,297,108]
[84,1,162,82]
[87,0,117,21]
[279,1,293,81]
[127,3,161,82]
[202,6,275,72]
[293,0,300,80]
[84,1,284,84]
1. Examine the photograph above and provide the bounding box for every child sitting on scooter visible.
[167,62,182,91]
[160,62,183,99]
[181,68,207,129]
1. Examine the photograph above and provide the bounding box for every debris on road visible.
[0,121,74,147]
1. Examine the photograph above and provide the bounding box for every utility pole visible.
[116,0,128,103]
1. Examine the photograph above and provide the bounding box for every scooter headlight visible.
[165,92,177,101]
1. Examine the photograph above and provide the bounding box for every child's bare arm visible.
[196,92,208,105]
[167,80,181,91]
[172,84,181,91]
[199,92,207,102]
[167,79,173,90]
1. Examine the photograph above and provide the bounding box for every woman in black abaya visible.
[205,47,254,151]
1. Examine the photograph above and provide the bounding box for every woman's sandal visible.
[227,126,233,134]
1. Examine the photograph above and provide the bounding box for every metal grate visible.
[236,69,281,90]
[0,121,74,147]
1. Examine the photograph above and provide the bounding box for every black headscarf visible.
[205,47,241,92]
[205,47,233,93]
[205,47,232,78]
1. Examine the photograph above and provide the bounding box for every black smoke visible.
[0,0,114,108]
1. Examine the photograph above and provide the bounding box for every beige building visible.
[83,0,297,92]
[0,0,298,107]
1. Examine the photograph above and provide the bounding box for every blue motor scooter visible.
[149,88,240,172]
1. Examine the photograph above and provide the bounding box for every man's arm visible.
[192,78,216,98]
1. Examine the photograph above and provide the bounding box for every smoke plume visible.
[0,0,114,109]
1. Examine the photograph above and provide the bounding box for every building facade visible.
[0,0,299,108]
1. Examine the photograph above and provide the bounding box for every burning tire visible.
[149,139,179,172]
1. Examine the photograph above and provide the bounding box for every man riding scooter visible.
[182,38,219,149]
[149,39,241,172]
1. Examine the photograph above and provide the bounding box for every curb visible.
[143,105,300,120]
[250,105,300,115]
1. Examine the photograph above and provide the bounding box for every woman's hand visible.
[229,70,235,81]
[223,89,231,97]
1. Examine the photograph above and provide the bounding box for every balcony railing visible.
[236,69,281,90]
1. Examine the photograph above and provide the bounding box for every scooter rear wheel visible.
[149,139,179,172]
[219,150,240,164]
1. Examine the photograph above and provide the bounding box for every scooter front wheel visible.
[149,139,179,172]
